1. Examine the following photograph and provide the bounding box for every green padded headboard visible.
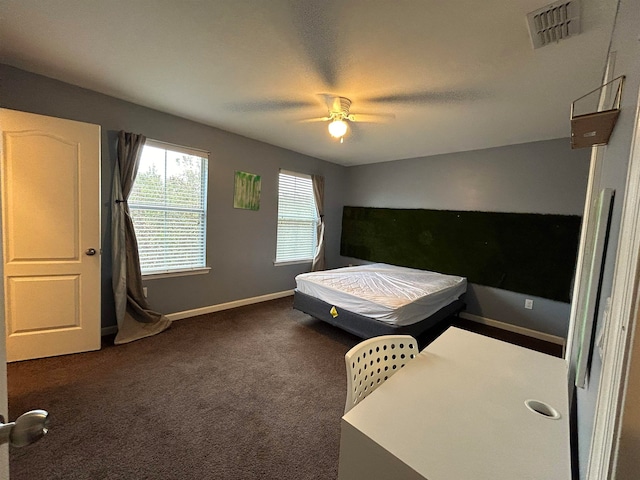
[340,206,581,303]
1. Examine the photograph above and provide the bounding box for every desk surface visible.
[339,327,570,480]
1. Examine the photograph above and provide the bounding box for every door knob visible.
[0,410,50,447]
[85,248,97,256]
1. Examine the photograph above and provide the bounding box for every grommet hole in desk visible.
[524,399,561,420]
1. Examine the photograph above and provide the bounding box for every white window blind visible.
[129,140,209,275]
[276,170,318,263]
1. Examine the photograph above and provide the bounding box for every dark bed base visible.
[293,290,465,339]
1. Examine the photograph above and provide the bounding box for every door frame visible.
[585,79,640,479]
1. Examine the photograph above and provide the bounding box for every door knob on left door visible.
[0,410,50,447]
[85,248,97,256]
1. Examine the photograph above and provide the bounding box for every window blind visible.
[276,171,318,263]
[129,141,209,275]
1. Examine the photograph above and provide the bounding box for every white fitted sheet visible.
[295,263,466,326]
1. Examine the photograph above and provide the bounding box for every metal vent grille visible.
[527,0,581,49]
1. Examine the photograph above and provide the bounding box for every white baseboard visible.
[165,290,295,321]
[102,293,565,349]
[458,312,566,347]
[101,290,295,336]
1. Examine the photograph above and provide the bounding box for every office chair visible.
[344,335,418,413]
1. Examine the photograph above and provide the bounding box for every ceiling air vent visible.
[527,0,581,49]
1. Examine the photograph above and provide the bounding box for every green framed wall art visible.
[234,171,261,210]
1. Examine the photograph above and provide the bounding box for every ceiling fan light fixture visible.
[328,119,348,138]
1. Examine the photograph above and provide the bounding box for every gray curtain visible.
[311,174,326,271]
[111,131,171,344]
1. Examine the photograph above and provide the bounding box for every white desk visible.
[338,327,570,480]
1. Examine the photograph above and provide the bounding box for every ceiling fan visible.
[300,95,395,142]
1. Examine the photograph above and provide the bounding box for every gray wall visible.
[0,64,347,328]
[0,64,592,341]
[342,139,591,338]
[573,0,640,477]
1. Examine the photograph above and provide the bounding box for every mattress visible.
[295,263,467,327]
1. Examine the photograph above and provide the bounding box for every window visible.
[276,170,318,264]
[129,140,209,276]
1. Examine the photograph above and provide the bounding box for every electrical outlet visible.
[525,299,533,310]
[143,287,148,298]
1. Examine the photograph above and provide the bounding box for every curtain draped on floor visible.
[311,174,326,271]
[111,130,172,345]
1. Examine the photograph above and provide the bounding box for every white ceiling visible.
[0,0,618,166]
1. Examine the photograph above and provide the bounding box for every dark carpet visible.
[7,297,561,479]
[8,297,360,480]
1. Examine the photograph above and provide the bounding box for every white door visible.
[0,109,101,362]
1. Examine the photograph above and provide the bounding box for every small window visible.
[276,170,318,264]
[129,140,209,275]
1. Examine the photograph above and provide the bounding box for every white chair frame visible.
[344,335,418,413]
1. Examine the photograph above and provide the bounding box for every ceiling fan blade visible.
[227,99,316,112]
[345,121,363,141]
[298,116,332,123]
[290,2,343,88]
[364,89,484,105]
[349,113,396,123]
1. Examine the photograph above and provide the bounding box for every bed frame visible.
[293,290,465,339]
